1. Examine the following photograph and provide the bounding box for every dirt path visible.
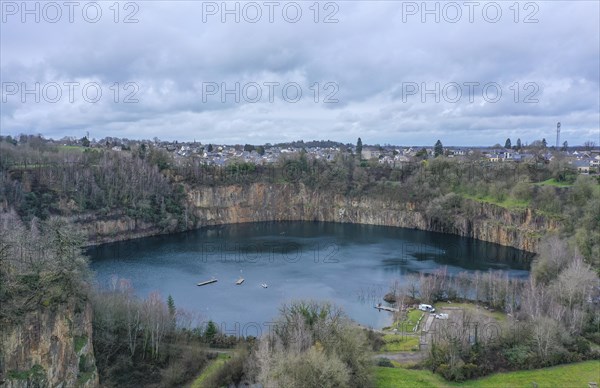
[375,351,427,364]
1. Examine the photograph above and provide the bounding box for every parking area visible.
[420,303,504,350]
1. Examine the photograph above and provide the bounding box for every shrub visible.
[510,181,533,202]
[200,349,254,387]
[376,358,394,368]
[462,363,478,379]
[365,329,385,351]
[503,345,531,368]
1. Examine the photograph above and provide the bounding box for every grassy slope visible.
[534,178,574,188]
[386,309,424,332]
[57,145,86,153]
[380,334,420,352]
[433,302,507,322]
[189,353,230,388]
[459,193,530,210]
[375,360,600,387]
[380,309,424,352]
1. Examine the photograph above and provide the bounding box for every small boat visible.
[261,283,268,288]
[235,270,244,285]
[197,278,217,287]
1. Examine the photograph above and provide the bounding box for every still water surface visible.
[89,222,531,329]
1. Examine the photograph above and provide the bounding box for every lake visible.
[88,221,531,331]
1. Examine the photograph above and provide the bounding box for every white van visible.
[418,304,435,313]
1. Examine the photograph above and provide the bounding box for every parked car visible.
[418,304,436,313]
[435,313,449,320]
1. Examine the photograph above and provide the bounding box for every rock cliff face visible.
[187,183,556,253]
[74,183,556,253]
[0,299,98,388]
[0,183,554,387]
[69,212,162,246]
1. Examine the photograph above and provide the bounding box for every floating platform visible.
[236,277,245,285]
[374,305,399,312]
[197,279,217,286]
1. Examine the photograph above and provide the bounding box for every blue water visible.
[88,221,530,330]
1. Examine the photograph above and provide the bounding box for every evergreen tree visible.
[562,141,568,152]
[434,140,443,157]
[167,294,176,331]
[137,143,147,159]
[205,320,218,341]
[207,144,213,152]
[505,138,511,149]
[167,295,176,317]
[542,138,547,148]
[356,138,363,158]
[515,138,522,150]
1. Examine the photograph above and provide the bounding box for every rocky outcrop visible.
[188,183,557,253]
[69,212,163,246]
[71,183,556,252]
[0,299,98,388]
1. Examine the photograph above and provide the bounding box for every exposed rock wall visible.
[75,183,557,252]
[0,183,554,387]
[0,183,559,388]
[69,212,162,246]
[187,183,556,253]
[0,300,98,388]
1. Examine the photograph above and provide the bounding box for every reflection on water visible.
[88,221,532,328]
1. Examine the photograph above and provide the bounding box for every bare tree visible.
[531,236,572,284]
[554,256,597,310]
[406,274,420,300]
[531,317,560,359]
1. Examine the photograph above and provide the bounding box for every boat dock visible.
[197,279,218,286]
[374,305,399,312]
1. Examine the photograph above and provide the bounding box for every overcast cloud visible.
[1,0,599,146]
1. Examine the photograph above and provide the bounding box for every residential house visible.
[572,159,591,174]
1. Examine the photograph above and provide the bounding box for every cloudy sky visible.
[1,1,599,146]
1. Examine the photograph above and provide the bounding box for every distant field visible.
[433,301,506,322]
[375,360,600,387]
[534,178,574,187]
[459,193,530,210]
[57,145,86,153]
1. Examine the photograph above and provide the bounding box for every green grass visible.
[57,145,86,153]
[459,193,530,210]
[7,364,45,381]
[375,360,600,387]
[376,366,443,387]
[534,178,574,187]
[190,353,230,388]
[380,334,420,352]
[433,302,506,322]
[388,309,424,333]
[74,335,88,353]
